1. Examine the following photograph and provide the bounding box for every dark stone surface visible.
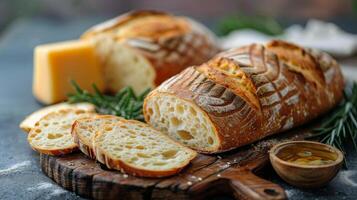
[0,18,356,200]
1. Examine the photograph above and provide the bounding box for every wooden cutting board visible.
[40,124,315,200]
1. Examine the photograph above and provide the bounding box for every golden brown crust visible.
[145,40,345,153]
[31,146,78,156]
[266,40,326,89]
[95,148,192,178]
[196,57,261,111]
[82,10,220,89]
[82,10,188,40]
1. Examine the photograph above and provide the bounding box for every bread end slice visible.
[28,109,96,156]
[94,120,197,177]
[72,115,124,159]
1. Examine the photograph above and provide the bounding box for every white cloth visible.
[220,19,357,57]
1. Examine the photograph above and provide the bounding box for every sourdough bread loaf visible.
[93,119,197,177]
[143,40,345,153]
[82,10,219,94]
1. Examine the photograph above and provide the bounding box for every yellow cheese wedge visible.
[33,40,105,104]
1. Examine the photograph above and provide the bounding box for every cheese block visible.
[33,40,105,104]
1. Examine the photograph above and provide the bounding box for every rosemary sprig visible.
[310,82,357,165]
[67,80,150,121]
[216,15,283,36]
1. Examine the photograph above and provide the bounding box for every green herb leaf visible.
[216,15,283,36]
[67,81,150,121]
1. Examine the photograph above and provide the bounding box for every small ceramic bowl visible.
[269,141,343,188]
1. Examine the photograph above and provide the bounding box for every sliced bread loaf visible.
[82,10,219,94]
[20,102,95,133]
[94,120,197,177]
[72,115,123,159]
[28,109,96,155]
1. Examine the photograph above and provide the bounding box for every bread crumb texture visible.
[145,94,219,152]
[94,120,196,173]
[73,115,123,158]
[28,109,95,155]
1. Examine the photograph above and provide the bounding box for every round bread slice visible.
[28,109,96,155]
[72,115,124,159]
[93,120,197,178]
[20,102,96,133]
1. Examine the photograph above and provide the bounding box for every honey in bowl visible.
[270,141,344,188]
[275,143,338,166]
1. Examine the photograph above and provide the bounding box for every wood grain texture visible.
[40,124,315,200]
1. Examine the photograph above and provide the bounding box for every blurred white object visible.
[219,29,271,48]
[341,64,357,81]
[220,19,357,57]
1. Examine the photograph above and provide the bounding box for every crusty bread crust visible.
[82,10,189,40]
[95,153,193,178]
[32,146,78,156]
[94,120,197,177]
[144,40,345,153]
[82,10,219,92]
[71,115,123,159]
[71,120,96,159]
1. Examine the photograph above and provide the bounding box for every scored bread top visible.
[82,10,190,40]
[94,119,197,177]
[145,40,344,152]
[20,102,95,133]
[72,115,124,159]
[28,109,96,155]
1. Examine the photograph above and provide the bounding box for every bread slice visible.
[93,120,197,177]
[72,115,123,159]
[20,102,95,133]
[28,109,96,155]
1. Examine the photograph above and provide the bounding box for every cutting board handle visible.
[221,168,287,200]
